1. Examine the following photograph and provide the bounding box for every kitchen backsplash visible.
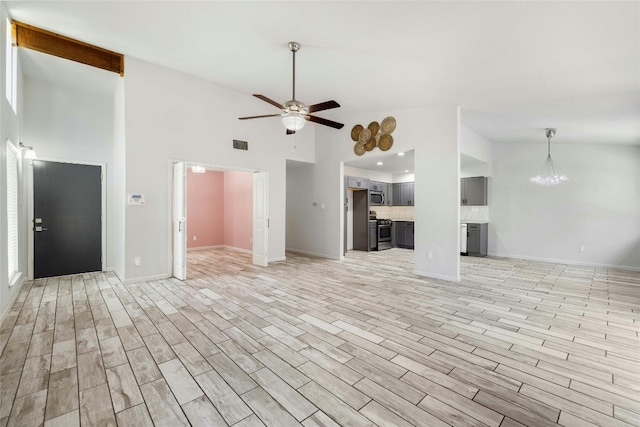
[460,206,490,222]
[372,206,488,222]
[372,206,414,220]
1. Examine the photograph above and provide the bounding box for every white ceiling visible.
[6,1,640,146]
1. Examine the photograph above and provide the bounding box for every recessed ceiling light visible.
[397,152,405,156]
[404,169,409,173]
[377,161,383,166]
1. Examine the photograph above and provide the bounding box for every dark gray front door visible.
[33,160,102,278]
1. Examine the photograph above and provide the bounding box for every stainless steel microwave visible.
[370,191,384,205]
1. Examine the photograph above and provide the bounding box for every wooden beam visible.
[11,20,124,76]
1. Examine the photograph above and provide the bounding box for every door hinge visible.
[268,219,270,228]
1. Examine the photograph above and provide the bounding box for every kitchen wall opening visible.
[343,150,416,265]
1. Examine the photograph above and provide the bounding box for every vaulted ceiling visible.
[6,1,639,146]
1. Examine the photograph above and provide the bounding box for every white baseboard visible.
[413,269,461,283]
[487,252,640,272]
[269,256,286,262]
[285,248,339,260]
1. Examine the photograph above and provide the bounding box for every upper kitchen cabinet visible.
[461,177,487,206]
[369,181,384,192]
[393,182,415,206]
[347,176,370,189]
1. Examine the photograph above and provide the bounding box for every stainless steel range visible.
[377,219,392,250]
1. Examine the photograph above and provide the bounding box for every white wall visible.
[0,4,24,320]
[22,75,118,274]
[122,57,306,281]
[460,125,492,178]
[290,107,461,281]
[490,142,640,269]
[111,78,126,278]
[460,125,492,163]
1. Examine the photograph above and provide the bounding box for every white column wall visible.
[121,57,311,281]
[290,107,461,280]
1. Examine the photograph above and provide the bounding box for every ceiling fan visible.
[239,42,344,135]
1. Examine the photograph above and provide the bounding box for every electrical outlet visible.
[579,245,586,253]
[193,235,197,241]
[427,251,433,259]
[134,256,141,266]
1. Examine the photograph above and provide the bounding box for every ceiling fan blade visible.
[286,129,296,135]
[306,100,340,113]
[307,115,345,129]
[253,94,283,109]
[238,114,281,120]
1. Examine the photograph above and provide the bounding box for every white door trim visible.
[168,160,269,280]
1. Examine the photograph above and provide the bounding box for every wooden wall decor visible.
[350,116,396,156]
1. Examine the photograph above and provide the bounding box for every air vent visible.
[233,139,248,150]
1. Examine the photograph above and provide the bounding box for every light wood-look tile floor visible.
[1,248,639,426]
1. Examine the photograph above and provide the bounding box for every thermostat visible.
[128,194,145,205]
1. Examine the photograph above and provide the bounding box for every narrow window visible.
[5,18,17,112]
[6,140,19,284]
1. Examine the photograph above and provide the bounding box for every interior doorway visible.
[172,161,268,280]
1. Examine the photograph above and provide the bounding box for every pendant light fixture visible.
[529,128,568,185]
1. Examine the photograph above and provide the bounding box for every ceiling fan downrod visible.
[289,41,300,101]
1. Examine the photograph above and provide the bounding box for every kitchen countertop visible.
[390,219,414,221]
[461,221,489,224]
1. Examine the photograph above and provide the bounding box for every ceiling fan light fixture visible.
[281,113,306,131]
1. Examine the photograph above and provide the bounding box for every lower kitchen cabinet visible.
[394,221,414,249]
[467,223,487,256]
[369,221,377,251]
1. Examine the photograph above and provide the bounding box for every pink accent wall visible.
[186,169,224,248]
[186,168,253,251]
[223,171,253,251]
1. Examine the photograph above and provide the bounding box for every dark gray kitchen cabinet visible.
[467,223,487,256]
[402,222,414,248]
[394,221,414,249]
[384,182,393,206]
[391,222,397,247]
[392,182,415,206]
[347,176,370,189]
[369,181,384,192]
[369,221,377,251]
[461,177,487,206]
